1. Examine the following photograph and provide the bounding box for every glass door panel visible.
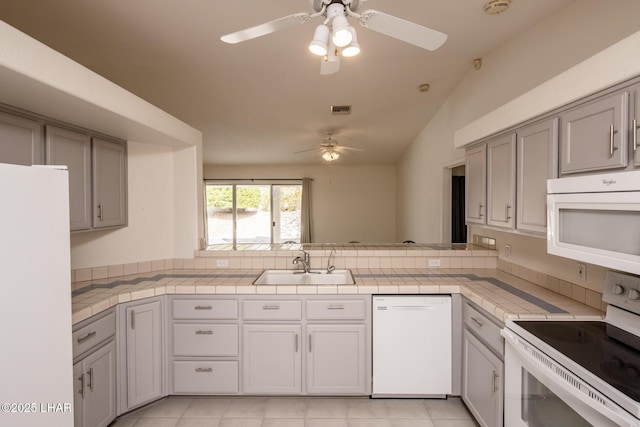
[274,185,302,243]
[236,185,271,244]
[206,184,233,244]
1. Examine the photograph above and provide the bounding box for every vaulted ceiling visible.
[0,0,576,165]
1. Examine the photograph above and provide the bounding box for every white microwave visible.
[547,170,640,275]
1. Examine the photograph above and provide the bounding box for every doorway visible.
[450,165,467,243]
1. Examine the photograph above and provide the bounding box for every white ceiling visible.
[0,0,575,165]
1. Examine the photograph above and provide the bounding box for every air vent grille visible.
[331,105,351,115]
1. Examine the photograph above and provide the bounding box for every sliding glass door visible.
[205,182,301,246]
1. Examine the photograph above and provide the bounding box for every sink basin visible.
[253,269,355,286]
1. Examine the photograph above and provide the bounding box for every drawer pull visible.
[77,331,97,344]
[195,330,213,335]
[195,305,213,310]
[470,317,483,327]
[262,304,280,310]
[327,304,345,310]
[195,367,213,373]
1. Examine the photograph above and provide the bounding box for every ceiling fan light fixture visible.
[309,24,330,56]
[322,150,340,162]
[331,15,352,47]
[341,27,360,57]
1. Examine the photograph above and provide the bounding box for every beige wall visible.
[204,164,396,243]
[396,0,640,291]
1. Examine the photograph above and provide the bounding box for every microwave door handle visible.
[502,330,637,427]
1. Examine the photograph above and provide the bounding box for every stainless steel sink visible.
[253,269,355,285]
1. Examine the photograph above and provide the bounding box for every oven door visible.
[546,191,640,275]
[503,329,640,427]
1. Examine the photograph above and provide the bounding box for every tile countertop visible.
[71,268,604,326]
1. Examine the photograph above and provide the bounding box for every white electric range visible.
[503,270,640,426]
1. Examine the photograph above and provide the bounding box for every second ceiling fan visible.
[221,0,447,75]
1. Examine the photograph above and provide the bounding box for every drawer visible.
[243,300,302,320]
[173,324,238,356]
[173,361,239,394]
[173,299,238,320]
[306,299,366,320]
[463,302,503,356]
[72,312,116,358]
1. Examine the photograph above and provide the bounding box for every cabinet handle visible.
[309,335,312,352]
[506,204,512,220]
[87,368,94,391]
[327,304,344,310]
[470,317,483,327]
[479,203,484,218]
[195,330,213,335]
[77,331,97,344]
[609,125,619,156]
[131,311,135,330]
[492,370,499,393]
[97,203,104,221]
[634,119,638,152]
[78,374,85,398]
[295,334,299,352]
[195,367,213,373]
[195,305,212,310]
[262,304,280,310]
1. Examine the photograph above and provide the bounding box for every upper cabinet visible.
[516,118,559,234]
[465,144,486,225]
[486,133,516,229]
[0,107,127,232]
[0,111,43,166]
[560,90,629,175]
[46,125,92,231]
[92,138,127,229]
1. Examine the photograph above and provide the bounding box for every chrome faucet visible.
[326,248,336,274]
[292,250,311,274]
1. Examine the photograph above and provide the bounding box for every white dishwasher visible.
[373,295,452,397]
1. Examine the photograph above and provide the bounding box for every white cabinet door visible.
[74,341,116,427]
[306,324,366,395]
[0,111,43,165]
[465,144,486,225]
[560,90,629,175]
[487,133,516,229]
[242,324,301,394]
[463,330,503,427]
[516,118,558,234]
[92,138,127,228]
[45,125,92,231]
[126,300,163,409]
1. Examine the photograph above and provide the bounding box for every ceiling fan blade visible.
[221,12,311,44]
[358,9,447,51]
[337,146,364,152]
[293,147,323,154]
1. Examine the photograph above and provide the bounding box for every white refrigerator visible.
[0,163,74,426]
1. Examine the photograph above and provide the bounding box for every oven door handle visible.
[502,329,640,427]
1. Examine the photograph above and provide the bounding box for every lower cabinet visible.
[462,300,504,427]
[306,324,366,395]
[242,324,302,394]
[73,341,116,427]
[119,298,164,412]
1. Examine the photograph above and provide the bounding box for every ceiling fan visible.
[294,132,363,162]
[221,0,447,75]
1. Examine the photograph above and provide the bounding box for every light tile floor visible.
[110,396,479,427]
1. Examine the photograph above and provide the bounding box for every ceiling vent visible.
[331,105,351,115]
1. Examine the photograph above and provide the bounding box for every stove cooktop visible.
[515,320,640,403]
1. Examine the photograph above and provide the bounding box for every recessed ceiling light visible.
[484,0,511,15]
